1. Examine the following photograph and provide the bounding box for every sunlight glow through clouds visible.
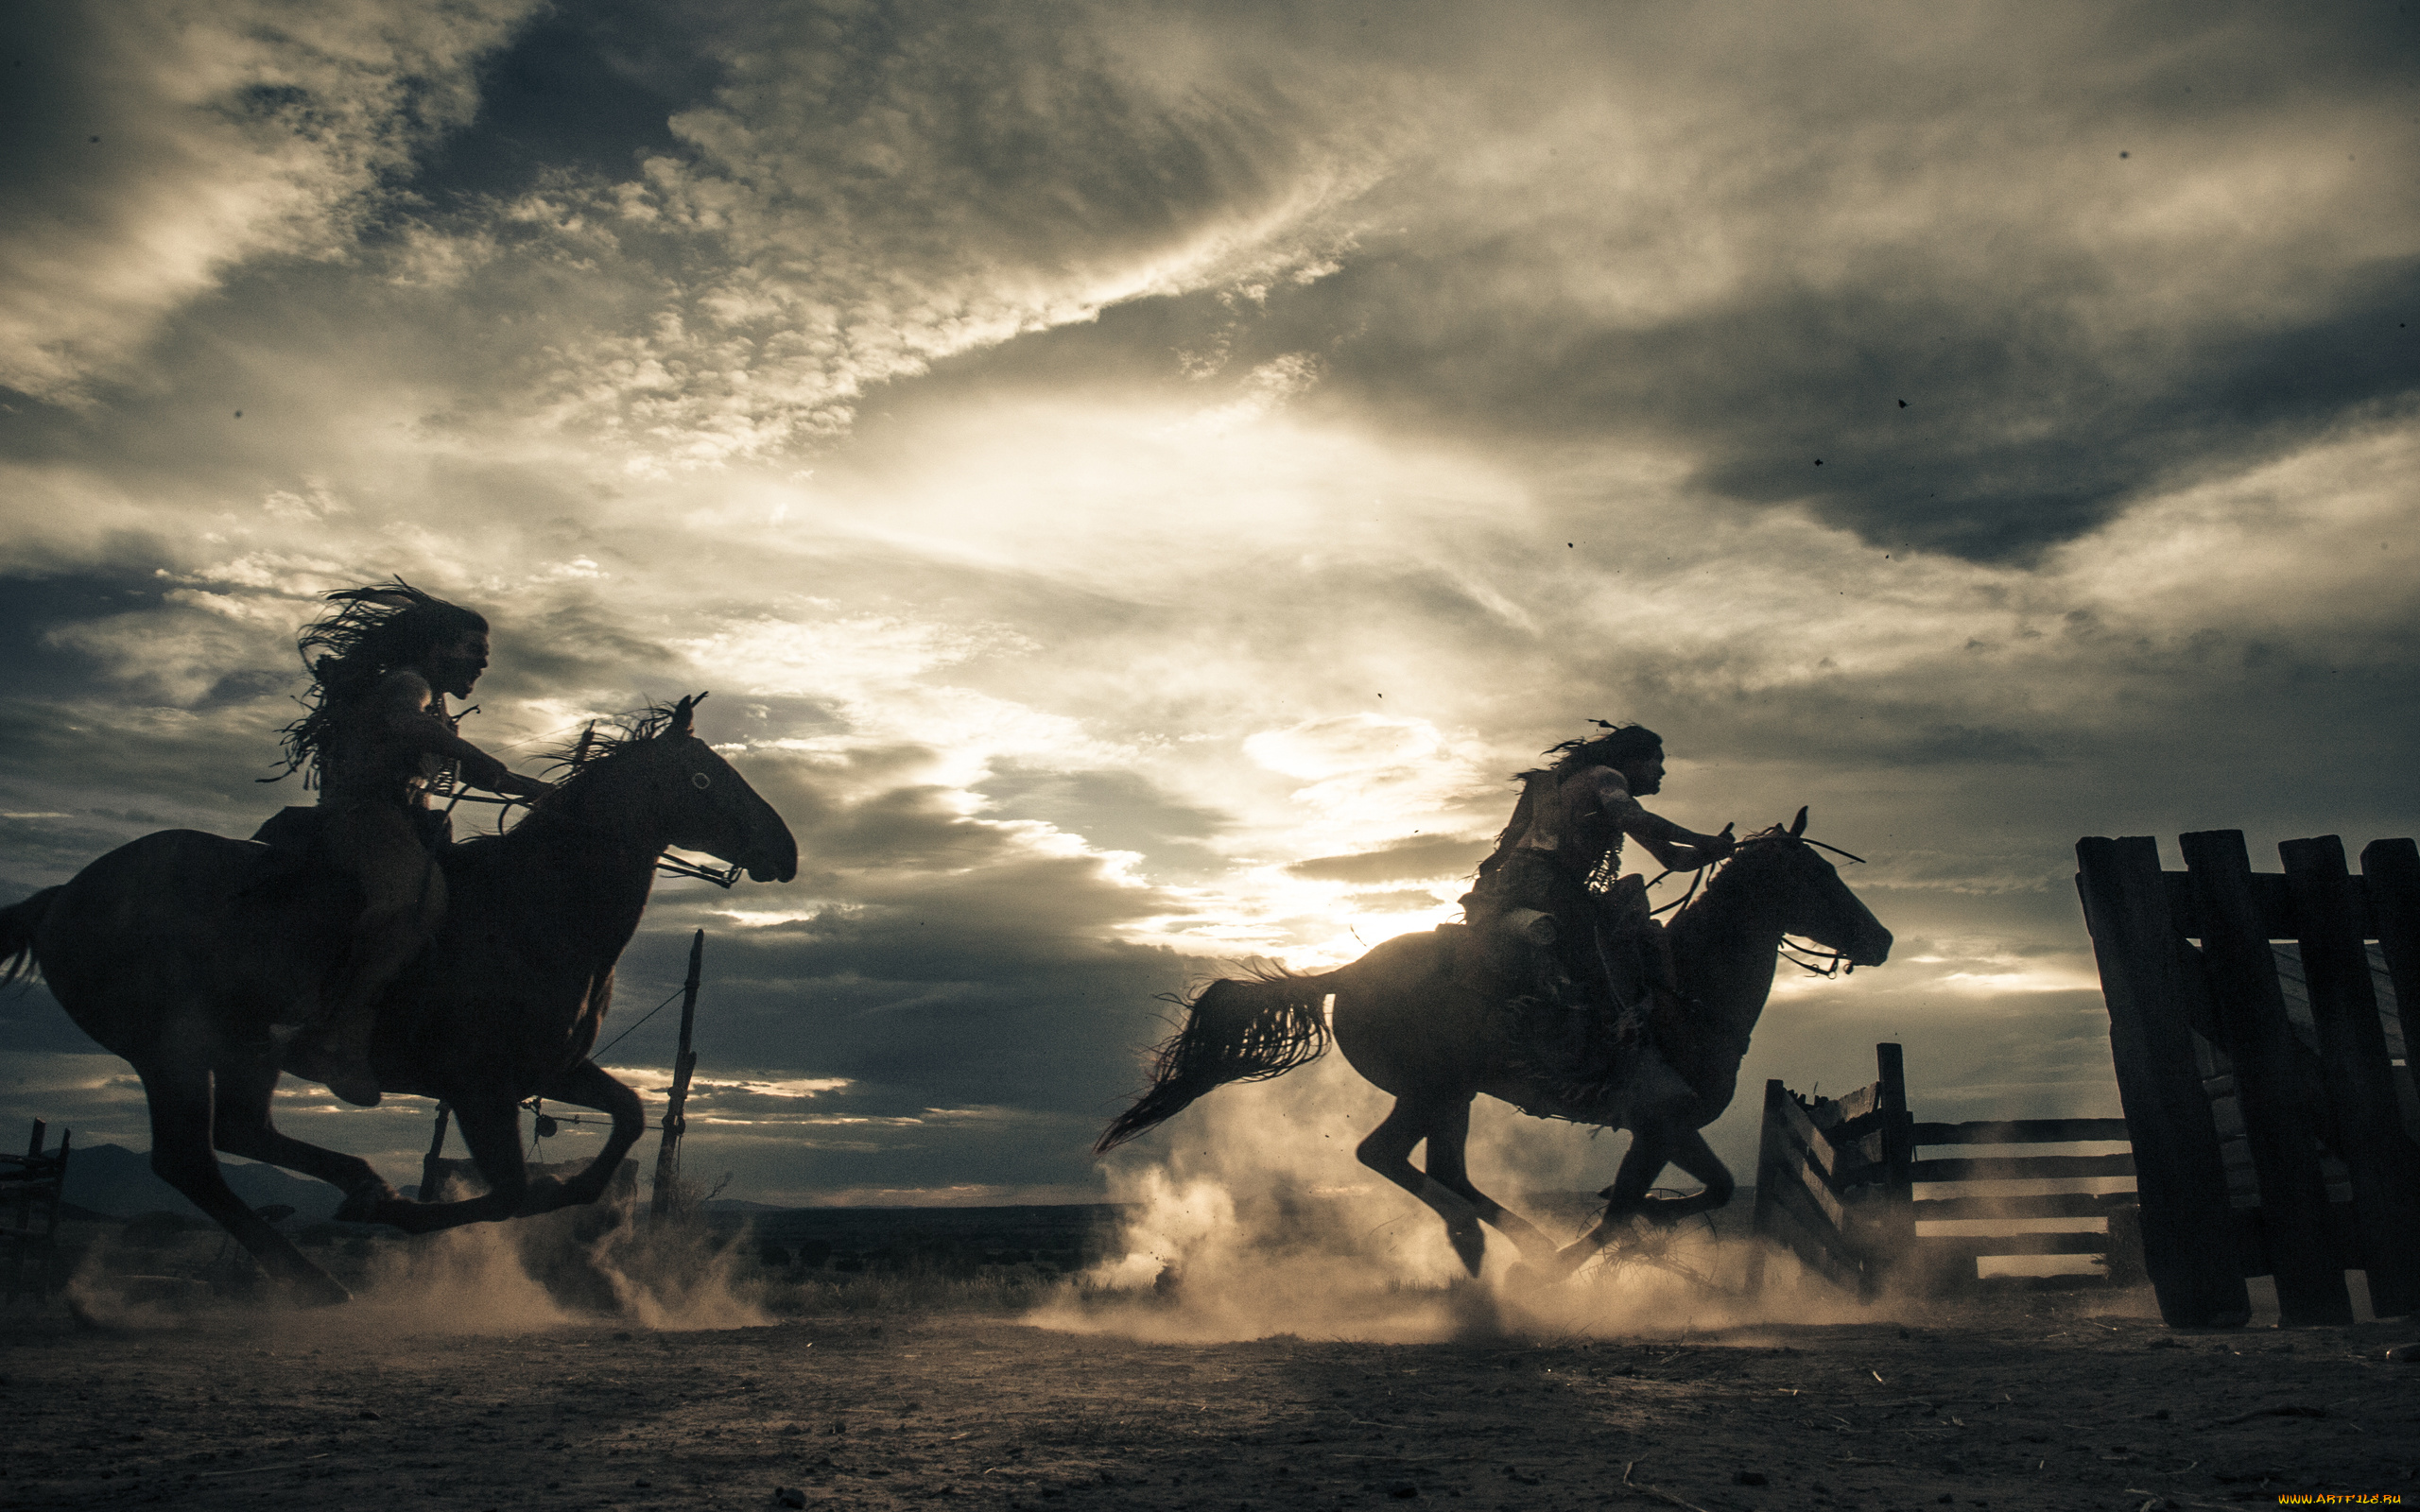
[4,2,2414,1205]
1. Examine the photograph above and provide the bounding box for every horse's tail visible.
[0,887,59,990]
[1096,971,1333,1154]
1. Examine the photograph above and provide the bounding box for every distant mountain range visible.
[61,1143,347,1223]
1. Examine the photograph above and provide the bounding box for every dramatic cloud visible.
[4,0,2414,1209]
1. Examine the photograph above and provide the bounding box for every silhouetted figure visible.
[264,581,553,1106]
[1,695,798,1303]
[1099,809,1890,1279]
[1462,723,1733,1041]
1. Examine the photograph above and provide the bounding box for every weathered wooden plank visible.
[1776,1089,1864,1184]
[1913,1191,2131,1220]
[1786,1128,1854,1233]
[2282,836,2420,1318]
[2161,868,2379,942]
[1910,1119,2135,1146]
[1745,1079,1790,1294]
[1910,1153,2138,1181]
[2364,839,2420,1120]
[1760,1194,1864,1291]
[1829,1082,1883,1125]
[2164,868,2296,940]
[1910,1230,2117,1259]
[1831,1108,1894,1145]
[2075,835,2250,1328]
[1754,1079,1876,1292]
[2179,829,2352,1326]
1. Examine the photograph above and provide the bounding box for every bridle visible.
[437,740,745,888]
[1642,826,1871,976]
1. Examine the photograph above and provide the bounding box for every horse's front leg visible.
[1553,1124,1737,1270]
[357,1099,535,1233]
[532,1058,645,1211]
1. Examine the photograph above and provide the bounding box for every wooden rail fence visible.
[2076,831,2420,1329]
[3,1119,72,1303]
[1750,1044,2145,1297]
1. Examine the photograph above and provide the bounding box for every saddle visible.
[251,804,452,859]
[1445,880,1686,1120]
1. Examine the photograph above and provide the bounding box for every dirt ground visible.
[4,1283,2414,1512]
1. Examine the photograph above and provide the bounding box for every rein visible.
[441,775,742,888]
[1648,825,1869,975]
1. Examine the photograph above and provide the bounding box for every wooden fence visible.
[1750,1044,2145,1296]
[2075,831,2420,1329]
[3,1119,72,1303]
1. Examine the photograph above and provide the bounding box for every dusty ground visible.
[4,1285,2414,1512]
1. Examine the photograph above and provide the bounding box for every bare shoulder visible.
[368,668,436,713]
[1575,764,1634,803]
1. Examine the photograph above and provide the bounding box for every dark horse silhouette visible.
[1098,811,1890,1280]
[0,696,796,1304]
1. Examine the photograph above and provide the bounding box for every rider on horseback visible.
[264,581,552,1108]
[1463,722,1734,1035]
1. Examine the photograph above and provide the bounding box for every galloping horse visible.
[0,696,796,1304]
[1098,811,1891,1280]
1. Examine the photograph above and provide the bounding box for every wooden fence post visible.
[1746,1080,1787,1296]
[1868,1043,1917,1295]
[420,1103,452,1202]
[2363,839,2420,1112]
[2178,830,2351,1326]
[2075,835,2248,1327]
[2281,836,2420,1317]
[649,930,705,1219]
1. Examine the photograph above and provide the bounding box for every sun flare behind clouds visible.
[4,0,2415,1206]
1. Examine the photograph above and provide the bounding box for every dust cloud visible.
[62,1197,771,1336]
[1039,1051,1892,1344]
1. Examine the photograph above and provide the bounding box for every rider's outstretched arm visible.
[370,672,552,799]
[1589,769,1733,871]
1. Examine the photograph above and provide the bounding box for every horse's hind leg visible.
[1603,1124,1734,1220]
[1357,1093,1489,1276]
[134,1057,350,1306]
[1555,1124,1737,1268]
[1416,1101,1558,1263]
[209,1053,402,1220]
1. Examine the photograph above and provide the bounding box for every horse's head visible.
[1716,806,1892,970]
[554,695,799,884]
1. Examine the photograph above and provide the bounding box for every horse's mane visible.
[440,699,700,863]
[537,700,697,778]
[1666,821,1801,925]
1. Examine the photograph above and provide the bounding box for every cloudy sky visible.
[3,0,2414,1211]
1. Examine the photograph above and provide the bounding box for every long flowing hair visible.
[265,579,488,784]
[1473,721,1665,883]
[1534,720,1663,776]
